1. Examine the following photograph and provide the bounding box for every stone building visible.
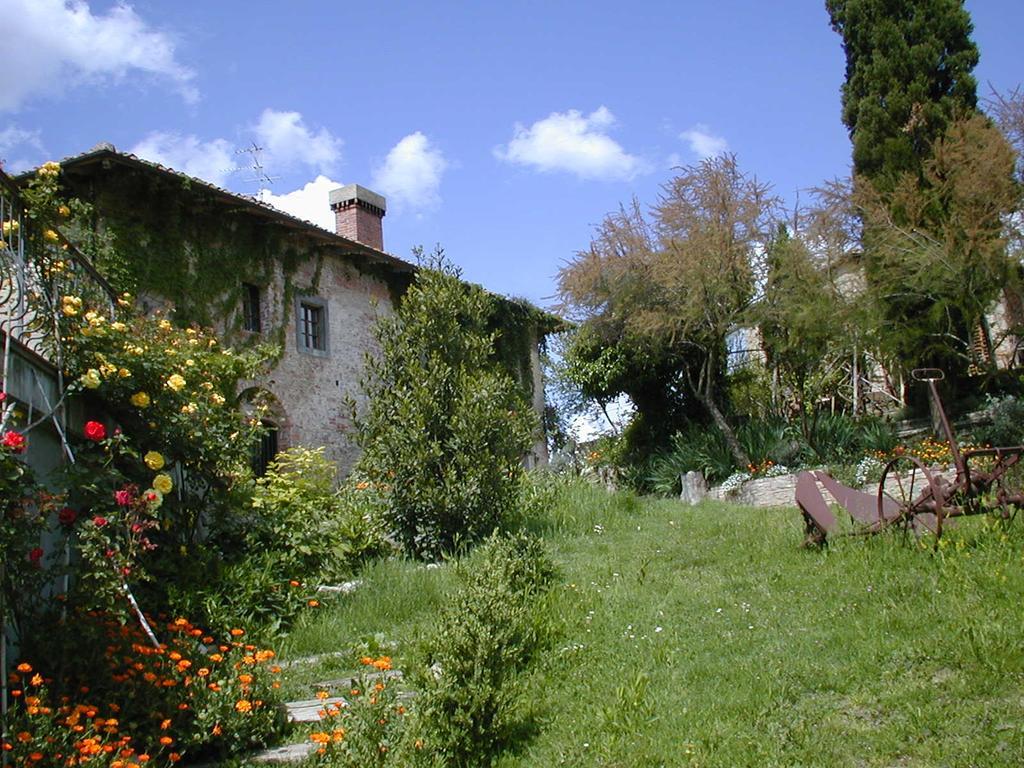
[9,144,555,473]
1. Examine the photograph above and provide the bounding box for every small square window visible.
[242,283,262,333]
[296,296,328,355]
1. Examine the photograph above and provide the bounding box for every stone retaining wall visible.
[705,468,957,508]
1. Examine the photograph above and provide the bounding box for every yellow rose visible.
[118,367,131,378]
[111,322,127,332]
[180,402,198,414]
[81,369,101,389]
[99,363,117,377]
[37,161,60,178]
[210,393,225,406]
[61,295,82,317]
[2,220,20,236]
[130,392,151,408]
[153,474,173,494]
[158,319,172,331]
[144,451,165,470]
[43,229,59,244]
[166,374,186,392]
[58,204,71,218]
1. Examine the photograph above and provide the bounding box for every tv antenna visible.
[227,142,279,188]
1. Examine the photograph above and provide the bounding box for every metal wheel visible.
[878,456,946,536]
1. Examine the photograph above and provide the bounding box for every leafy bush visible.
[411,532,555,767]
[354,252,535,559]
[167,448,388,635]
[249,448,387,577]
[975,394,1024,447]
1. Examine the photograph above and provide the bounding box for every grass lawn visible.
[277,480,1024,767]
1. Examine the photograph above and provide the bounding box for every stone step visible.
[250,742,316,764]
[285,696,348,723]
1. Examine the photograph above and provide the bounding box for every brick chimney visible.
[329,184,386,251]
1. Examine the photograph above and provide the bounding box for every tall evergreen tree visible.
[826,0,980,185]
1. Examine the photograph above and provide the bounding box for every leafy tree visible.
[758,225,845,409]
[855,114,1019,372]
[559,156,778,466]
[826,0,980,185]
[353,249,535,559]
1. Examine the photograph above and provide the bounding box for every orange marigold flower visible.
[372,657,392,671]
[235,700,252,713]
[307,599,320,608]
[17,732,32,743]
[208,653,223,663]
[160,719,171,730]
[197,668,210,677]
[158,737,173,746]
[212,724,222,736]
[238,674,253,685]
[16,663,32,673]
[229,628,244,637]
[29,752,44,762]
[30,673,43,686]
[168,753,181,763]
[315,690,329,700]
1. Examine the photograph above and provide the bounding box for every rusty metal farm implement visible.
[795,369,1024,546]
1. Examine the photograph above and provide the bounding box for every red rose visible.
[84,421,106,441]
[28,547,44,564]
[93,516,108,528]
[114,488,135,506]
[2,430,26,453]
[58,507,77,526]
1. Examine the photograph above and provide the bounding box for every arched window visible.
[252,420,279,476]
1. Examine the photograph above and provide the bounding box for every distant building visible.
[2,145,556,475]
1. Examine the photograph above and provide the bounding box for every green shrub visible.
[168,448,388,635]
[411,532,555,767]
[354,251,535,559]
[975,395,1024,447]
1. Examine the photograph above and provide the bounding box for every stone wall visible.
[255,256,394,474]
[707,474,798,507]
[705,468,958,509]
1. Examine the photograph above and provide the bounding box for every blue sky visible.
[1,0,1021,309]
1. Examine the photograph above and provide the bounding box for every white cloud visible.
[0,126,47,173]
[253,109,342,174]
[0,0,196,112]
[679,124,729,159]
[371,132,447,213]
[495,106,643,181]
[129,132,234,186]
[257,175,339,231]
[128,109,343,188]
